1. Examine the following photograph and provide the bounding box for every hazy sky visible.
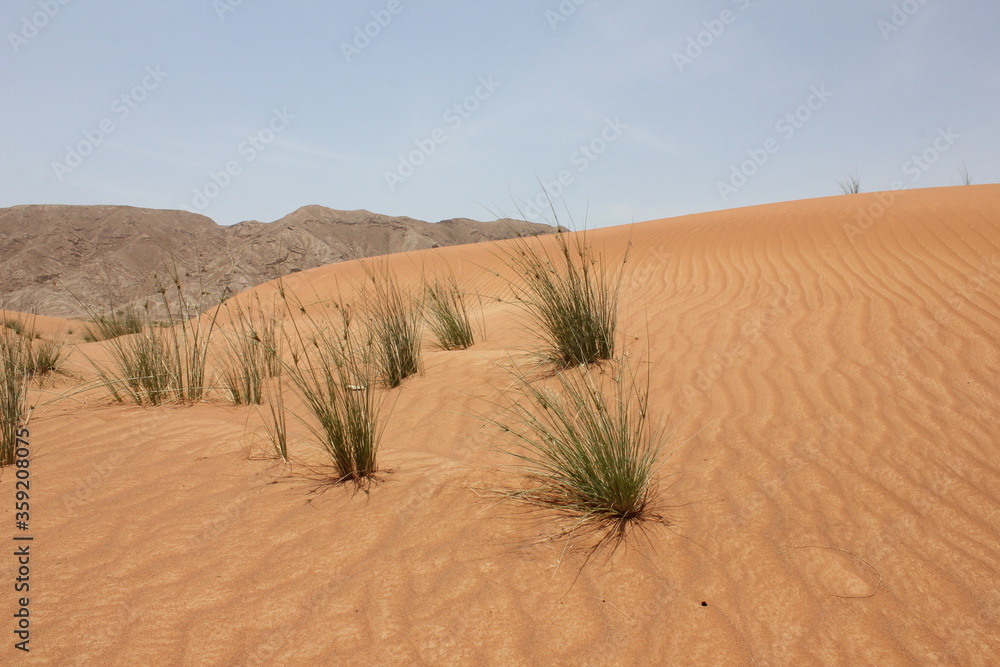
[2,1,997,227]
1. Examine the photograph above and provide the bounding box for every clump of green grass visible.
[2,319,26,337]
[261,378,289,463]
[505,228,622,368]
[83,305,145,342]
[94,323,174,404]
[361,265,422,388]
[0,327,30,466]
[424,272,475,350]
[219,299,281,405]
[496,360,666,545]
[25,338,64,376]
[280,288,385,486]
[87,268,222,405]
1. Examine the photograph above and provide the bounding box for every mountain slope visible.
[0,204,551,317]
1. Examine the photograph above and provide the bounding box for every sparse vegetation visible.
[504,229,621,368]
[261,378,289,463]
[280,289,385,486]
[361,265,422,388]
[424,272,475,350]
[83,305,145,342]
[87,269,222,405]
[3,319,26,336]
[0,326,30,466]
[838,170,862,195]
[218,299,281,405]
[958,162,974,186]
[25,338,64,376]
[497,359,666,545]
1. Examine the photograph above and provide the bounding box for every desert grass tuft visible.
[361,265,422,388]
[958,162,974,186]
[92,321,174,404]
[25,338,64,376]
[261,378,289,462]
[0,327,30,466]
[424,272,475,350]
[83,305,145,342]
[2,318,26,337]
[278,284,385,486]
[219,299,281,405]
[87,266,223,405]
[495,359,666,546]
[504,227,622,368]
[838,170,862,195]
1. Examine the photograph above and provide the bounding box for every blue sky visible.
[2,0,997,227]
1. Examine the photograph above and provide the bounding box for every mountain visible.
[0,204,553,317]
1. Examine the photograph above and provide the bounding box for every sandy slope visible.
[4,186,1000,665]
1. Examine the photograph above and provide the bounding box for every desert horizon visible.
[2,184,999,664]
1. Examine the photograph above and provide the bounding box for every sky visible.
[2,0,998,228]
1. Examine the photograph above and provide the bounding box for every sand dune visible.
[5,185,1000,665]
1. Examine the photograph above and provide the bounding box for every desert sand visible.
[4,185,1000,665]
